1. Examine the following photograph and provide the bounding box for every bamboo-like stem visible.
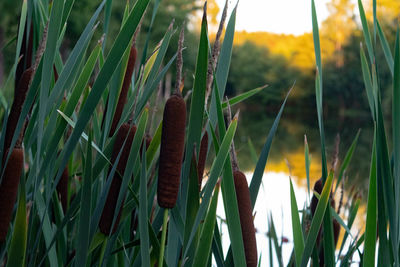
[159,208,169,267]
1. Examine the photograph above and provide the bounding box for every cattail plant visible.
[0,148,24,242]
[157,26,186,267]
[99,123,137,235]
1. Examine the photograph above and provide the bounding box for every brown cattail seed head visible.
[99,123,136,235]
[109,44,137,137]
[0,148,24,242]
[4,68,33,157]
[233,170,258,267]
[157,94,186,209]
[197,131,208,189]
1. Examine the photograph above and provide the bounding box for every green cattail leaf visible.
[335,129,361,192]
[300,170,334,267]
[289,178,304,267]
[134,26,175,117]
[22,4,103,189]
[102,0,113,50]
[37,0,64,163]
[269,214,284,267]
[61,0,76,27]
[360,46,375,119]
[221,85,265,109]
[34,191,58,267]
[7,171,27,267]
[75,130,93,266]
[363,130,377,267]
[358,0,374,64]
[181,2,209,213]
[56,110,111,166]
[304,135,311,205]
[376,93,397,262]
[249,85,293,208]
[192,185,219,267]
[311,0,327,182]
[338,195,360,258]
[247,138,258,165]
[182,150,201,263]
[51,1,150,233]
[139,140,150,267]
[213,78,246,266]
[377,20,394,76]
[13,0,28,71]
[393,28,400,244]
[183,118,238,260]
[146,120,161,168]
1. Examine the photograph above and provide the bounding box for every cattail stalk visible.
[204,0,228,107]
[0,148,24,242]
[99,123,136,235]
